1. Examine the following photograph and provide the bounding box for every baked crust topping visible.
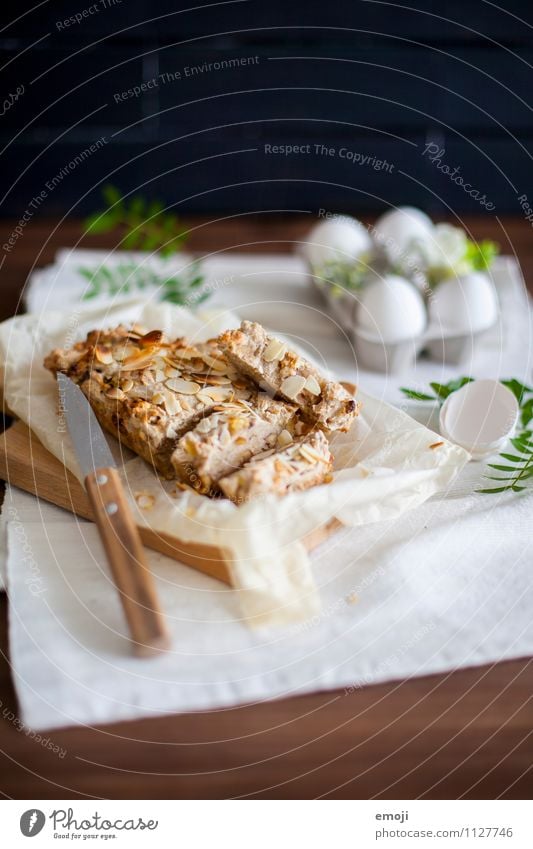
[219,320,359,432]
[44,321,357,500]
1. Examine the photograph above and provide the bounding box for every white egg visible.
[372,206,433,262]
[356,274,427,342]
[429,272,498,333]
[302,216,373,268]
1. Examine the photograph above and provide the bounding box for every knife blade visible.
[58,374,115,478]
[59,374,171,658]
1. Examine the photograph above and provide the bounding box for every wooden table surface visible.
[0,216,531,800]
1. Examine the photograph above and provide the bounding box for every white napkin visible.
[7,476,533,731]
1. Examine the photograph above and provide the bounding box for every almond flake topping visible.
[164,365,181,378]
[196,392,213,406]
[201,374,231,386]
[277,429,293,448]
[106,387,124,400]
[120,348,158,371]
[138,329,164,347]
[95,346,113,365]
[299,444,330,464]
[114,345,136,362]
[162,390,182,416]
[204,356,228,372]
[304,375,321,396]
[165,377,201,395]
[135,492,155,510]
[203,386,232,402]
[263,337,287,362]
[280,375,307,400]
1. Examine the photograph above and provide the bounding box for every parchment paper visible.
[0,299,469,625]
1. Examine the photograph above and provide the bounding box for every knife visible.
[58,374,171,658]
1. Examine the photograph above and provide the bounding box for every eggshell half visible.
[439,379,518,457]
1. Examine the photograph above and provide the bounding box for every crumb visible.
[135,492,155,510]
[429,441,444,449]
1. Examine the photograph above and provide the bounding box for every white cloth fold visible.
[6,481,533,731]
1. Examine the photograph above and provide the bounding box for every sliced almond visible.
[120,378,133,392]
[165,377,201,395]
[277,429,293,449]
[196,392,213,406]
[152,392,166,406]
[263,337,287,362]
[304,375,321,396]
[280,375,307,400]
[164,365,181,378]
[299,444,330,464]
[203,386,232,402]
[154,369,166,383]
[120,350,157,371]
[162,390,181,416]
[135,492,155,510]
[95,346,113,365]
[106,386,124,400]
[138,329,164,347]
[114,345,136,362]
[141,370,155,385]
[201,353,228,372]
[201,374,231,386]
[172,347,198,361]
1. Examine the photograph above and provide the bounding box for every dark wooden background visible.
[1,0,533,217]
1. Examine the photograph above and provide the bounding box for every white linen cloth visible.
[2,250,532,729]
[7,476,533,731]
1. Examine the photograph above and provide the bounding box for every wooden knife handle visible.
[85,466,170,658]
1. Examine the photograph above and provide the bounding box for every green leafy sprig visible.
[80,185,208,306]
[400,376,474,402]
[464,238,499,273]
[400,377,533,495]
[313,257,371,294]
[78,260,207,306]
[85,185,187,256]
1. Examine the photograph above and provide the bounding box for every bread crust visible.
[219,321,358,432]
[219,431,333,502]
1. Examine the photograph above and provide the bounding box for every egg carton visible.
[312,276,499,374]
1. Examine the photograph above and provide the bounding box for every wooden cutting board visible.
[0,420,342,586]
